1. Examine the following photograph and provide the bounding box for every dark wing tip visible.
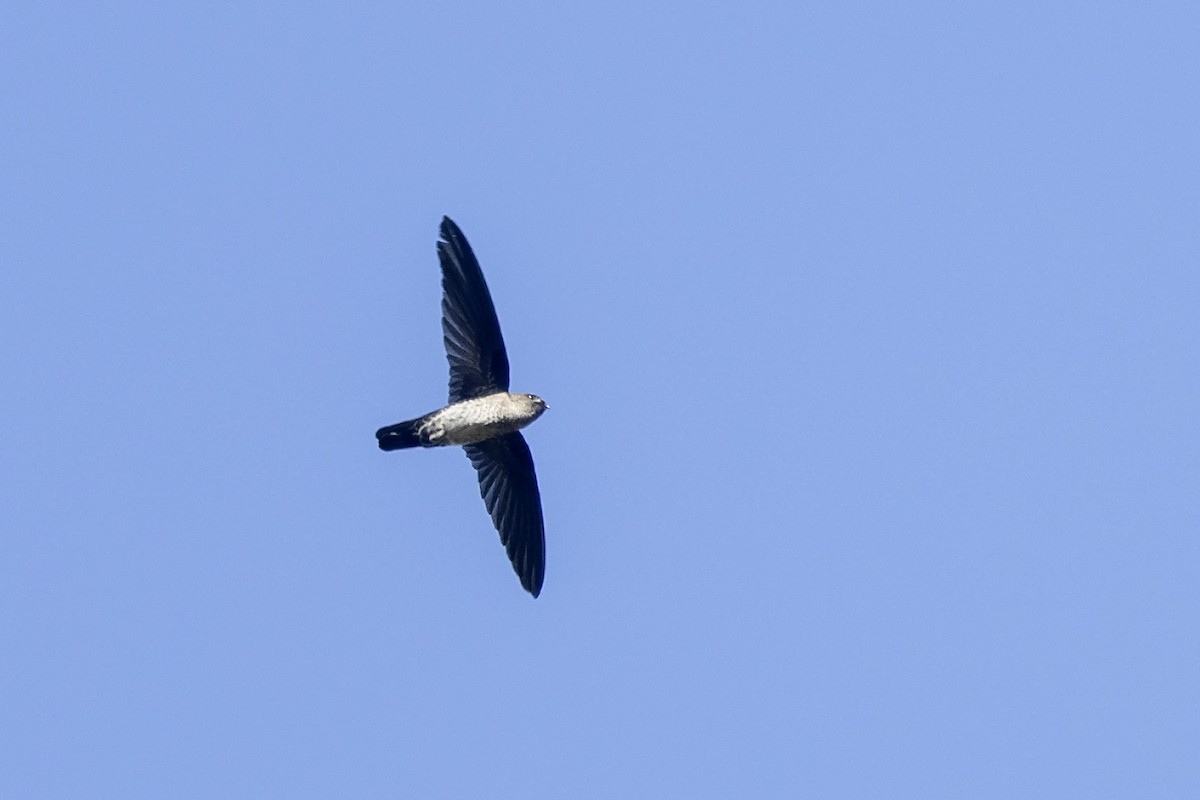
[508,510,546,598]
[521,552,545,598]
[440,215,462,242]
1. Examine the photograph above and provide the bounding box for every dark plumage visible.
[376,217,548,597]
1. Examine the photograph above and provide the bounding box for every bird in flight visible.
[376,217,549,597]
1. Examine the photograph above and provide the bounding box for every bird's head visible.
[516,392,549,418]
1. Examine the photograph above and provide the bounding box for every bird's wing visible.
[438,217,511,402]
[463,432,545,597]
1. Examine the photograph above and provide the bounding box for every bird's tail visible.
[376,419,423,451]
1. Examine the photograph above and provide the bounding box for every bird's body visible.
[376,217,549,597]
[378,391,547,448]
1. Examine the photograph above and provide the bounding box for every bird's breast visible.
[424,393,536,446]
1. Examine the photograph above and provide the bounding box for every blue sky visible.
[2,2,1197,797]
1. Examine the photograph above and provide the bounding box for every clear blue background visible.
[3,3,1197,797]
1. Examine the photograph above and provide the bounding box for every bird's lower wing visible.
[463,432,545,597]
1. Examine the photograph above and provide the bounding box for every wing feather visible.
[463,432,545,597]
[438,217,510,402]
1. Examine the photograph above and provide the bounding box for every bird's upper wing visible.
[438,217,510,402]
[463,432,545,597]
